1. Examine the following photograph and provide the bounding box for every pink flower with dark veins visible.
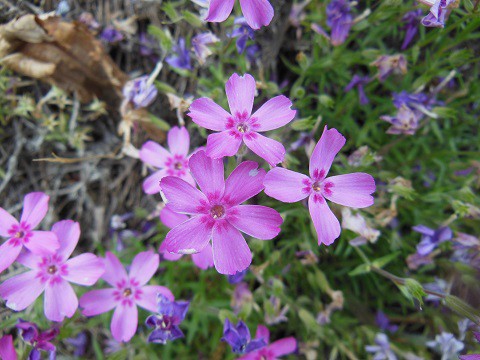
[0,192,59,273]
[238,325,297,360]
[188,73,296,166]
[264,126,376,246]
[205,0,274,30]
[0,220,104,321]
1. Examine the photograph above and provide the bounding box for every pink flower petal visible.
[228,205,282,240]
[239,0,274,29]
[52,220,80,261]
[264,167,311,202]
[0,270,45,311]
[205,0,235,22]
[136,285,174,312]
[188,98,230,131]
[270,337,297,356]
[324,173,375,208]
[308,195,341,246]
[182,171,197,188]
[0,335,17,360]
[102,252,128,287]
[160,215,213,254]
[160,176,209,214]
[189,151,225,201]
[139,141,170,168]
[128,251,159,286]
[79,288,117,316]
[244,132,286,166]
[251,95,296,131]
[160,206,189,229]
[223,161,266,205]
[20,192,49,228]
[255,325,270,342]
[309,126,346,180]
[212,221,252,275]
[168,126,190,156]
[192,244,214,270]
[0,207,18,237]
[143,169,168,195]
[44,279,78,322]
[225,73,256,117]
[111,304,138,342]
[206,131,243,159]
[0,241,22,273]
[16,250,41,269]
[64,253,105,286]
[24,231,59,255]
[162,251,183,261]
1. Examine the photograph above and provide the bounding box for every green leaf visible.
[444,295,480,325]
[148,114,171,131]
[349,263,371,276]
[404,278,427,306]
[372,252,400,268]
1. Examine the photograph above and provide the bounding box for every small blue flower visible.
[344,74,370,105]
[229,17,255,54]
[221,319,267,354]
[375,311,399,333]
[427,332,464,359]
[413,225,452,256]
[166,38,192,71]
[365,333,397,360]
[123,76,158,109]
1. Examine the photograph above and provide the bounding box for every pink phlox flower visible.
[188,73,296,166]
[0,220,105,322]
[264,126,376,246]
[205,0,274,30]
[0,192,59,273]
[238,325,297,360]
[79,251,173,342]
[160,206,214,270]
[0,335,16,360]
[159,150,283,275]
[139,126,196,195]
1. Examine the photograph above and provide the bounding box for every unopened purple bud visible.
[123,76,158,108]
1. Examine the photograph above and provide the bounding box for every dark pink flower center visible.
[165,155,188,177]
[311,180,334,197]
[7,222,32,247]
[114,278,142,306]
[225,111,261,139]
[47,265,57,274]
[210,205,226,219]
[38,255,68,284]
[123,288,132,297]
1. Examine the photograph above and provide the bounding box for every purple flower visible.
[380,104,419,135]
[422,0,456,28]
[100,26,124,43]
[451,233,480,270]
[192,32,219,65]
[16,320,59,360]
[0,192,59,273]
[237,325,297,359]
[123,76,158,109]
[365,333,397,360]
[326,0,352,46]
[375,311,399,333]
[67,332,87,357]
[427,332,464,358]
[344,74,370,105]
[159,151,283,275]
[0,335,16,360]
[229,18,256,54]
[264,126,376,246]
[401,9,423,50]
[188,73,296,166]
[166,38,192,71]
[413,225,452,256]
[145,294,189,344]
[406,251,435,270]
[139,33,159,61]
[371,55,407,82]
[459,331,480,360]
[228,269,248,284]
[221,319,267,354]
[246,44,261,64]
[205,0,274,30]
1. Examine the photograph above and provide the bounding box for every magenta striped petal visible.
[264,167,311,203]
[143,169,168,195]
[252,95,296,131]
[52,220,80,262]
[192,244,215,270]
[323,173,375,208]
[160,206,189,229]
[227,205,282,240]
[111,304,138,342]
[309,126,346,180]
[0,270,45,311]
[0,207,18,237]
[137,285,174,312]
[20,192,49,228]
[128,251,159,286]
[0,241,22,273]
[223,161,265,205]
[188,97,230,131]
[239,0,274,29]
[244,132,286,166]
[160,176,208,215]
[79,288,117,316]
[189,151,225,201]
[160,215,213,254]
[102,252,128,287]
[64,253,105,286]
[270,337,297,356]
[225,73,256,117]
[139,141,170,168]
[24,231,59,255]
[168,126,190,156]
[308,195,341,246]
[205,0,235,22]
[206,131,243,159]
[44,279,78,322]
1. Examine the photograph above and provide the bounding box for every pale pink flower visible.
[139,126,196,195]
[160,206,214,270]
[159,150,283,275]
[0,220,104,321]
[264,126,375,246]
[0,335,16,360]
[238,325,297,360]
[205,0,274,30]
[79,251,173,342]
[0,192,59,273]
[188,73,296,166]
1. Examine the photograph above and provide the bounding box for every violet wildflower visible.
[228,269,248,284]
[166,38,192,71]
[344,75,370,105]
[424,278,448,304]
[160,206,214,270]
[406,251,435,270]
[0,220,105,321]
[145,294,189,344]
[237,325,297,359]
[139,126,196,194]
[230,18,255,54]
[375,311,399,333]
[16,320,59,360]
[401,9,423,50]
[311,23,331,40]
[160,151,283,274]
[0,192,59,273]
[79,251,173,342]
[427,332,464,359]
[100,26,124,43]
[264,126,376,246]
[459,332,480,360]
[205,0,274,30]
[326,0,352,46]
[365,333,397,360]
[246,44,261,64]
[422,0,456,28]
[188,73,296,166]
[139,33,159,62]
[380,104,419,135]
[192,32,219,65]
[342,208,380,245]
[413,225,452,256]
[123,75,158,109]
[67,332,87,357]
[371,55,407,82]
[451,233,480,270]
[265,296,289,325]
[222,319,267,354]
[0,335,16,360]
